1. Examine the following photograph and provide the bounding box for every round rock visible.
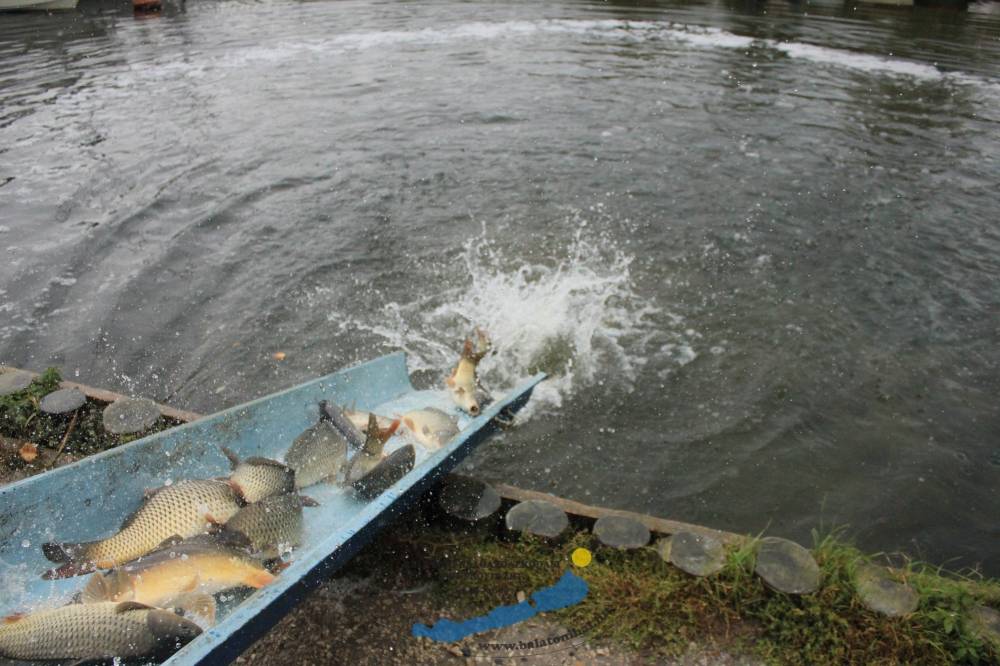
[0,371,33,396]
[438,476,501,522]
[39,388,86,415]
[754,536,821,595]
[103,397,161,435]
[593,515,650,550]
[968,605,1000,648]
[505,500,568,539]
[854,564,919,617]
[665,531,726,577]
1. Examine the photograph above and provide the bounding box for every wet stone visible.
[39,387,86,415]
[854,564,919,617]
[504,500,568,539]
[754,536,821,595]
[438,476,501,523]
[0,371,33,396]
[352,445,415,501]
[968,605,1000,648]
[102,397,161,435]
[593,515,650,550]
[665,531,726,577]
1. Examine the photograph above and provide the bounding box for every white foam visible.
[315,220,694,416]
[766,40,943,81]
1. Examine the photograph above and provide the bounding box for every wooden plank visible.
[492,481,745,546]
[0,366,202,424]
[1,366,744,546]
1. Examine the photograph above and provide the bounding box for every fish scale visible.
[0,602,190,660]
[47,479,242,570]
[224,493,307,559]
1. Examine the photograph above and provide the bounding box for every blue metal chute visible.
[0,352,544,665]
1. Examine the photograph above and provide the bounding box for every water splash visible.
[323,221,678,414]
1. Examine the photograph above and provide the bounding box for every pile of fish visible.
[0,330,494,664]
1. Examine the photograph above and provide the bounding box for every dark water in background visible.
[1,0,999,572]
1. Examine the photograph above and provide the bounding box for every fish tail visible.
[41,541,93,564]
[244,569,276,588]
[42,560,98,579]
[463,327,492,363]
[378,419,401,443]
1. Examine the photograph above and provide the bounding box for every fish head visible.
[450,385,481,416]
[147,608,203,653]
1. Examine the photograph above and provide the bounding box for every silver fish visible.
[401,407,460,451]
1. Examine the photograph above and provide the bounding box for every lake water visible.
[1,0,998,573]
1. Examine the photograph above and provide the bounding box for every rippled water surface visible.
[2,0,999,572]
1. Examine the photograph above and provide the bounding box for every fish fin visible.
[170,592,216,627]
[266,558,291,573]
[2,613,24,623]
[445,374,456,387]
[242,456,290,469]
[155,534,186,550]
[221,446,241,469]
[403,417,415,431]
[378,419,401,443]
[42,541,83,563]
[213,527,254,551]
[299,495,320,507]
[42,561,98,579]
[115,601,155,613]
[81,572,114,603]
[245,568,277,588]
[204,512,225,526]
[143,485,168,500]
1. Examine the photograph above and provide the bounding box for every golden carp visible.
[42,479,243,578]
[79,534,275,612]
[285,418,349,489]
[445,327,491,416]
[344,413,400,485]
[401,408,459,451]
[0,601,201,662]
[222,447,296,503]
[222,493,319,559]
[343,407,394,435]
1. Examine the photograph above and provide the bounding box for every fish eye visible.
[470,405,479,415]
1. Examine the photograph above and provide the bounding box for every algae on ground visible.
[0,368,178,464]
[371,522,1000,665]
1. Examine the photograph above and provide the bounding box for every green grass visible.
[369,523,1000,665]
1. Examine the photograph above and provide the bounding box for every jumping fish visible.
[222,447,296,503]
[0,601,202,662]
[79,534,275,612]
[446,327,492,416]
[221,493,319,560]
[344,413,401,486]
[285,413,350,489]
[401,408,460,451]
[42,479,243,578]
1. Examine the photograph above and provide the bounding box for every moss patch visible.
[0,368,181,471]
[359,522,1000,665]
